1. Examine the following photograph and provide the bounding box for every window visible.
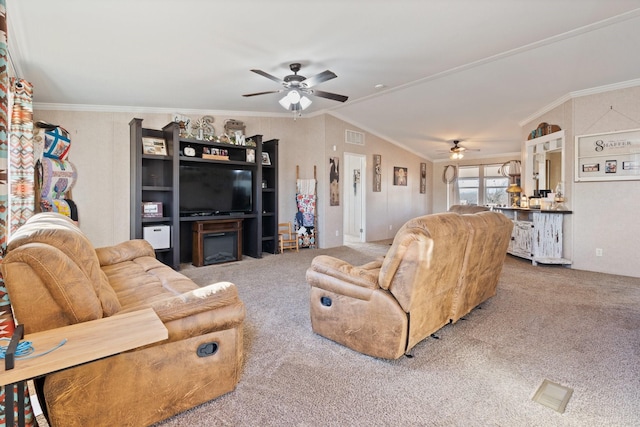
[458,167,479,205]
[458,164,510,206]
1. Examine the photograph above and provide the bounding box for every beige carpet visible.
[150,242,640,427]
[37,242,640,426]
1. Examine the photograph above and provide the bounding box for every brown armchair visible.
[306,211,512,359]
[0,213,245,426]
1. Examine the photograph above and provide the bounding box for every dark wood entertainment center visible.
[130,119,279,269]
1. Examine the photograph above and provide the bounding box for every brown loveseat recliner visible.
[0,213,245,427]
[448,204,490,214]
[306,211,512,359]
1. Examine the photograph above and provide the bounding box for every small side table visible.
[0,308,168,427]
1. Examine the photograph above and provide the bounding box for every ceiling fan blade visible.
[250,69,285,84]
[242,90,283,97]
[309,89,348,103]
[303,70,337,88]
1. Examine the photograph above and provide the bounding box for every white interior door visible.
[343,153,366,243]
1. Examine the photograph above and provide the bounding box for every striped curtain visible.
[8,78,34,233]
[0,1,38,426]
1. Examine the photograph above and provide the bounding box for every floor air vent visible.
[532,379,573,413]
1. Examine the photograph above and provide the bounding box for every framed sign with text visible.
[575,128,640,182]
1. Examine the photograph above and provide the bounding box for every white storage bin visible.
[143,225,171,249]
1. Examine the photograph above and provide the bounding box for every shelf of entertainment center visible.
[142,186,172,192]
[179,137,257,162]
[142,216,171,223]
[178,156,256,167]
[179,213,258,222]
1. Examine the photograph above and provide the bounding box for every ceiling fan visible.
[243,63,349,113]
[440,140,480,160]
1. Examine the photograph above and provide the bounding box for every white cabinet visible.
[509,220,533,260]
[498,208,571,266]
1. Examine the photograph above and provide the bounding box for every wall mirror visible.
[524,130,565,197]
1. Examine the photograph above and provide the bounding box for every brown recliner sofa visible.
[0,213,245,427]
[306,211,512,359]
[448,204,490,214]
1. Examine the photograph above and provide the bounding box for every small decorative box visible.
[142,202,163,218]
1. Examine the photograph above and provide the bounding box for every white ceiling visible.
[7,0,640,161]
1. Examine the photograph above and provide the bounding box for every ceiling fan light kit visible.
[278,90,312,112]
[449,140,471,160]
[244,63,348,117]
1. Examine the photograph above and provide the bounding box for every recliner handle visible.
[197,342,219,357]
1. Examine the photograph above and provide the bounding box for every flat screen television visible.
[179,164,253,215]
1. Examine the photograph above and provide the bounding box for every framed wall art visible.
[420,163,426,193]
[330,157,340,206]
[373,154,381,192]
[393,167,407,186]
[575,128,640,181]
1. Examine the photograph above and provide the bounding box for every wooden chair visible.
[278,222,299,253]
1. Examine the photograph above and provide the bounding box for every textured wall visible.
[32,109,429,251]
[522,85,640,278]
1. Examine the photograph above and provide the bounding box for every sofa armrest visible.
[306,255,382,301]
[95,240,155,266]
[150,281,241,322]
[118,281,245,341]
[308,255,382,289]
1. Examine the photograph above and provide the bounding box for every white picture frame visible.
[261,152,271,166]
[575,128,640,182]
[142,137,167,156]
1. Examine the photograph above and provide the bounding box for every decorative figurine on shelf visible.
[173,113,192,138]
[186,115,216,141]
[224,119,245,141]
[554,181,567,210]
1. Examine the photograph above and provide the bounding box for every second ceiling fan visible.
[243,63,348,112]
[440,140,480,160]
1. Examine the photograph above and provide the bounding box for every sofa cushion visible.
[2,243,108,330]
[5,213,121,318]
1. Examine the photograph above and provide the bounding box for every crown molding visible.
[32,102,327,119]
[31,101,339,121]
[518,78,640,127]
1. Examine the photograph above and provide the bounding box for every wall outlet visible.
[335,230,339,237]
[596,248,603,257]
[389,225,393,230]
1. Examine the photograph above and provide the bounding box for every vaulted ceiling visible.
[8,1,640,161]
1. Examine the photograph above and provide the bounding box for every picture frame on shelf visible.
[246,148,256,163]
[142,137,167,155]
[262,152,271,166]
